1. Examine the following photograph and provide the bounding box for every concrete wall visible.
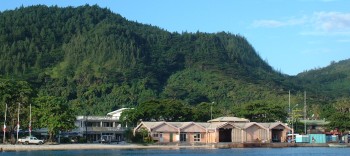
[245,125,268,142]
[157,132,180,143]
[207,131,217,143]
[232,128,243,143]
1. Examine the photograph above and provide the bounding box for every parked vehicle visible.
[18,136,44,145]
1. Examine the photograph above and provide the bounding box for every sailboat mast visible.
[3,103,7,143]
[29,103,32,136]
[16,103,20,143]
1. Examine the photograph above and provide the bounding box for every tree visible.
[327,98,350,132]
[192,102,220,122]
[289,108,303,133]
[328,112,350,133]
[0,79,32,139]
[233,100,287,122]
[33,96,76,142]
[119,108,139,128]
[120,99,192,126]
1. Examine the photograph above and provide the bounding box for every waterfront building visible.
[72,108,130,143]
[133,117,291,143]
[299,119,329,134]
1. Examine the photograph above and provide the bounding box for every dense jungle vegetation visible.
[0,5,349,133]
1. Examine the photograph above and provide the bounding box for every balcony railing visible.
[77,127,126,132]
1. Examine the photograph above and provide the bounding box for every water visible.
[1,147,350,156]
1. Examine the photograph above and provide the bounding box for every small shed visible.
[309,134,326,143]
[296,135,309,143]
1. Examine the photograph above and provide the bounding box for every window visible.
[86,122,100,127]
[152,133,162,138]
[103,122,113,127]
[194,133,201,142]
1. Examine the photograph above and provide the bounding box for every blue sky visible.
[1,0,350,75]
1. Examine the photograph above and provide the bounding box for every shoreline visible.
[1,143,347,152]
[0,143,214,152]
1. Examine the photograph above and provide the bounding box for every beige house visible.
[134,117,291,143]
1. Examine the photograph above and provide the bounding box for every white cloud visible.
[299,31,350,36]
[252,18,306,28]
[301,48,333,55]
[252,20,285,28]
[253,11,350,36]
[313,12,350,32]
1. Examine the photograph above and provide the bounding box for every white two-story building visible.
[71,108,130,143]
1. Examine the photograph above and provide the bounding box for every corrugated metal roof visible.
[208,117,250,123]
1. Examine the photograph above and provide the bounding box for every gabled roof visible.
[196,122,211,128]
[179,122,208,131]
[233,123,248,129]
[216,122,243,129]
[243,122,269,130]
[259,122,292,130]
[152,122,179,132]
[133,121,163,133]
[133,120,292,135]
[208,117,250,123]
[300,119,329,126]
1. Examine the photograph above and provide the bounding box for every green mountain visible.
[0,5,319,116]
[297,59,350,99]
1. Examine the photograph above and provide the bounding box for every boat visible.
[328,143,348,148]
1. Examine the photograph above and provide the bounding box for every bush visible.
[78,137,87,143]
[60,137,71,143]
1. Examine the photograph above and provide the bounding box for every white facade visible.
[71,108,130,142]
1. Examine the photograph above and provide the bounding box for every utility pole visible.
[291,104,298,142]
[211,102,214,120]
[288,90,292,134]
[288,90,291,115]
[304,91,307,134]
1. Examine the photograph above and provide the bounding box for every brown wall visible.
[232,128,243,143]
[245,125,268,142]
[154,132,179,143]
[184,132,207,143]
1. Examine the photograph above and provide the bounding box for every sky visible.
[1,0,350,75]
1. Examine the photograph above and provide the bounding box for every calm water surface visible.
[1,147,350,156]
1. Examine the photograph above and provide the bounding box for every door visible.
[219,128,232,142]
[180,133,187,142]
[159,133,163,142]
[170,133,173,142]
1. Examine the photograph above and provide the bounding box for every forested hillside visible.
[297,59,350,99]
[0,5,348,127]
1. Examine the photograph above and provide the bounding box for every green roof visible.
[299,119,329,125]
